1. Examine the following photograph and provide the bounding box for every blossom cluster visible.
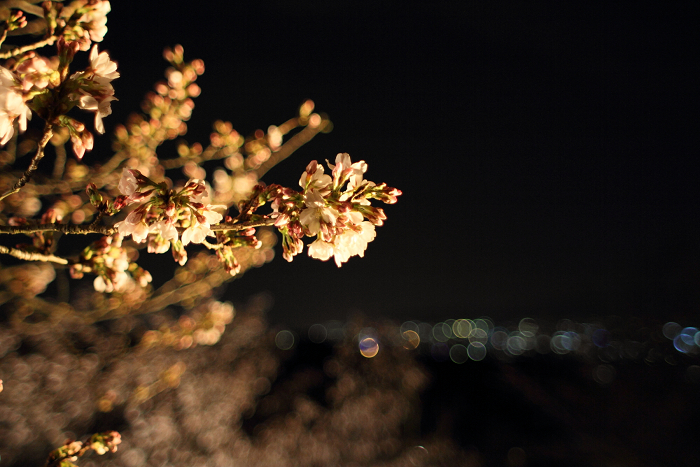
[0,1,116,158]
[0,4,400,299]
[69,233,151,293]
[274,153,401,266]
[45,430,121,467]
[53,0,112,51]
[114,168,226,266]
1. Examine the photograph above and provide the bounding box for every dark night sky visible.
[102,2,700,328]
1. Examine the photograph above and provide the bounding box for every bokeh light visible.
[449,344,469,364]
[307,324,327,344]
[432,323,449,343]
[400,321,419,335]
[326,321,346,342]
[359,337,379,358]
[467,342,487,361]
[663,322,681,340]
[453,319,472,338]
[680,327,698,346]
[275,330,295,350]
[518,318,538,337]
[490,329,509,351]
[402,330,420,350]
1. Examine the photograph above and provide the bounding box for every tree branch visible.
[0,223,117,236]
[0,124,54,202]
[0,35,56,59]
[0,218,277,236]
[0,244,68,264]
[255,114,331,179]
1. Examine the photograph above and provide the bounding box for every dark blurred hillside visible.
[1,302,699,467]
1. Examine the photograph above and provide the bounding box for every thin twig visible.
[0,218,276,236]
[211,218,277,231]
[0,222,116,236]
[255,115,330,179]
[0,244,68,264]
[201,239,222,250]
[0,35,56,59]
[0,124,54,201]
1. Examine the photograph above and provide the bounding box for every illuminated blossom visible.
[299,161,332,191]
[75,46,118,134]
[152,219,178,243]
[118,169,139,196]
[182,209,223,246]
[77,0,111,49]
[299,189,338,235]
[15,56,55,91]
[93,245,131,293]
[71,130,94,160]
[181,221,212,245]
[88,44,119,85]
[307,238,335,262]
[333,221,376,266]
[307,221,376,266]
[328,152,367,190]
[78,92,116,134]
[0,67,31,145]
[117,211,149,243]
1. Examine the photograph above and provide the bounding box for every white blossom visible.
[79,0,111,45]
[89,44,119,85]
[93,275,109,293]
[78,93,116,134]
[307,221,376,266]
[152,219,178,243]
[16,56,54,91]
[0,67,31,145]
[328,153,367,190]
[307,238,335,262]
[299,163,332,191]
[333,221,376,266]
[181,221,213,245]
[118,169,139,196]
[299,189,338,235]
[181,207,223,246]
[116,211,149,243]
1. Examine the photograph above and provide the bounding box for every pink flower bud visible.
[305,160,319,175]
[274,213,290,227]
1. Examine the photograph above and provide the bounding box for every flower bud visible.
[305,160,319,175]
[274,213,290,227]
[86,183,103,207]
[111,195,128,212]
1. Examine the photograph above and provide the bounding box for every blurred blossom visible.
[0,67,31,145]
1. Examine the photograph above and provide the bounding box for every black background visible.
[102,1,700,329]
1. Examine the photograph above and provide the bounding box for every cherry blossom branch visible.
[0,244,68,264]
[0,218,276,236]
[211,218,277,231]
[254,114,330,178]
[0,35,56,59]
[0,222,116,236]
[0,123,54,202]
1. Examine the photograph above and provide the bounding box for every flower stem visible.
[0,36,57,59]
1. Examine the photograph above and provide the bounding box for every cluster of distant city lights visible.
[275,318,700,368]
